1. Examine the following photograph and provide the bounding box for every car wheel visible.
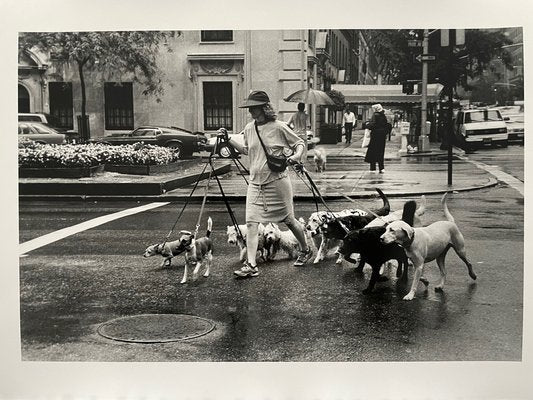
[166,142,183,158]
[501,140,509,148]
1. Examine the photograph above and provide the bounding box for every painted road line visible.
[19,202,170,255]
[460,156,524,196]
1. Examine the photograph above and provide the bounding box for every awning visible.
[331,84,445,105]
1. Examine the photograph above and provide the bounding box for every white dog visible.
[262,218,316,260]
[313,147,327,173]
[380,193,477,300]
[226,223,271,262]
[143,217,213,284]
[263,223,300,259]
[305,209,367,264]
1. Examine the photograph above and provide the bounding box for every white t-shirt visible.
[242,120,304,185]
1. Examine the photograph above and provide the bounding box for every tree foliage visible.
[326,89,345,111]
[365,29,513,91]
[19,31,178,99]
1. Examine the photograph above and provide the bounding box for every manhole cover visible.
[97,314,216,343]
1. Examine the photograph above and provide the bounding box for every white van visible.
[454,108,508,149]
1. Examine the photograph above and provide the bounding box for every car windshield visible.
[31,123,56,134]
[464,110,502,123]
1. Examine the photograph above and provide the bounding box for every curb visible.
[18,177,498,202]
[18,163,232,197]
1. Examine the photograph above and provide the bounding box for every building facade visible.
[18,29,369,139]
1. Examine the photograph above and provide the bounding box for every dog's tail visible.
[441,192,455,223]
[401,200,417,226]
[206,216,213,237]
[373,188,390,216]
[415,195,427,217]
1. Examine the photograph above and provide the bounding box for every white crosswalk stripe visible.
[19,202,170,255]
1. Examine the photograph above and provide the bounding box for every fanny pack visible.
[254,122,287,173]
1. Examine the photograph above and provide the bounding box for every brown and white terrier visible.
[144,217,213,284]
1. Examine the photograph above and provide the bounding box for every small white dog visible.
[226,223,271,262]
[263,218,316,259]
[313,147,327,173]
[143,217,213,284]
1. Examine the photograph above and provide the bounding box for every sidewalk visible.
[19,130,497,201]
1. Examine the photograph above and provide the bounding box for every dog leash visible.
[194,165,214,236]
[163,159,211,243]
[208,148,247,246]
[290,161,350,234]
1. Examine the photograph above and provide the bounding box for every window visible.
[201,30,233,42]
[203,82,232,130]
[104,82,134,130]
[18,85,30,113]
[49,82,74,129]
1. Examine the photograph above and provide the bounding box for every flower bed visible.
[19,141,182,177]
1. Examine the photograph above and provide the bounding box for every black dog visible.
[321,188,390,240]
[338,200,417,294]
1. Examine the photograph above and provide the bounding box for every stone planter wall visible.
[19,165,104,178]
[104,162,184,175]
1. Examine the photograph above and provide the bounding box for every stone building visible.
[18,29,365,139]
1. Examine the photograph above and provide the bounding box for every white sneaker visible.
[379,169,385,173]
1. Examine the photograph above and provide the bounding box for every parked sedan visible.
[91,126,207,158]
[204,129,315,157]
[498,106,524,144]
[18,121,66,145]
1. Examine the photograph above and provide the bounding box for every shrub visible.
[18,142,181,168]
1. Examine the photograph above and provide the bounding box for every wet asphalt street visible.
[18,172,523,361]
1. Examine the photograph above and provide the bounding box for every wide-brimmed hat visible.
[239,90,270,108]
[372,103,384,113]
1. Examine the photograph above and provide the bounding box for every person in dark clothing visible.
[364,103,391,173]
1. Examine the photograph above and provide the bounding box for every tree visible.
[326,89,345,111]
[19,31,178,141]
[365,29,513,91]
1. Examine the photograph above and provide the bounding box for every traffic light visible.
[402,82,414,94]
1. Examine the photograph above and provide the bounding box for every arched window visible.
[18,84,30,113]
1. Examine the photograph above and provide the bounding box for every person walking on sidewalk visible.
[342,107,357,144]
[287,102,311,162]
[364,103,391,173]
[218,90,314,278]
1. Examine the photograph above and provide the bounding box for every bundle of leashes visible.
[288,160,389,232]
[160,134,248,249]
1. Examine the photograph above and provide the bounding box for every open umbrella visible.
[284,88,335,105]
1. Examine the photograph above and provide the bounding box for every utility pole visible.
[447,36,454,186]
[419,28,430,152]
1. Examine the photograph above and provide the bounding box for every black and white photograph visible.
[2,0,532,399]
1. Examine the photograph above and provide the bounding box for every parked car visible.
[90,126,207,159]
[18,121,66,145]
[497,106,524,144]
[204,129,316,158]
[18,113,79,143]
[453,108,508,150]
